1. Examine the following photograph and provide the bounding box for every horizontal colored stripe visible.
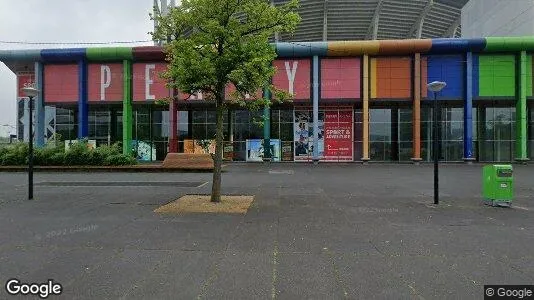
[377,39,432,55]
[327,41,379,56]
[86,47,133,61]
[5,37,534,63]
[429,38,486,54]
[276,42,328,57]
[132,46,165,61]
[41,48,86,62]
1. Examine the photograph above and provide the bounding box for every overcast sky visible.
[0,0,157,136]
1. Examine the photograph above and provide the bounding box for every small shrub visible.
[64,141,92,166]
[104,154,137,166]
[0,143,28,166]
[0,141,136,166]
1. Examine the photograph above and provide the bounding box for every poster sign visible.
[183,139,215,154]
[223,142,234,161]
[294,109,353,162]
[294,111,316,161]
[132,140,156,161]
[246,139,281,162]
[281,141,293,161]
[17,74,35,98]
[323,110,353,161]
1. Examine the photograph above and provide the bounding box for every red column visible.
[169,94,178,153]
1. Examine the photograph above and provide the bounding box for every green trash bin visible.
[482,164,513,207]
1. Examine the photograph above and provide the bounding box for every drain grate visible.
[36,181,206,187]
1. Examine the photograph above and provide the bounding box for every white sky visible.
[0,0,157,136]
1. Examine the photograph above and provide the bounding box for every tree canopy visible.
[152,0,300,107]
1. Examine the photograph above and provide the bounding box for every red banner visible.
[132,63,170,101]
[321,58,361,100]
[272,59,310,100]
[323,110,353,161]
[88,63,123,102]
[44,64,79,103]
[17,74,35,98]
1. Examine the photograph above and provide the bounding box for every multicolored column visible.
[34,62,45,147]
[463,52,475,162]
[263,88,271,160]
[77,60,88,138]
[516,50,529,162]
[122,60,133,156]
[362,55,370,162]
[412,53,422,163]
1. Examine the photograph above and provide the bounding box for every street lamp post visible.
[21,87,39,200]
[427,81,446,205]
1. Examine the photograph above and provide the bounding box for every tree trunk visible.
[210,102,225,203]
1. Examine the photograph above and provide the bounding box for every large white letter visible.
[285,61,298,95]
[100,65,111,101]
[145,64,156,100]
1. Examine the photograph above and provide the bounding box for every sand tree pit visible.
[154,195,254,214]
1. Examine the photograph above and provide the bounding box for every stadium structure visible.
[1,0,533,163]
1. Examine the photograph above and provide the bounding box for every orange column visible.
[412,53,422,162]
[362,55,370,162]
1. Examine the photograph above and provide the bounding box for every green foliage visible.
[35,145,65,166]
[152,0,300,108]
[0,143,28,165]
[0,141,137,166]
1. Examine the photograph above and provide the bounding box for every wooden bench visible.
[162,153,214,170]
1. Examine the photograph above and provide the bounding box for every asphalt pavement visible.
[0,163,533,299]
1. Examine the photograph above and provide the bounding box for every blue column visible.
[34,62,45,147]
[78,60,88,138]
[312,56,319,163]
[463,52,474,161]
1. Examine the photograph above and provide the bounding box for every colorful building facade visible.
[1,37,533,162]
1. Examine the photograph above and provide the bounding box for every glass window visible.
[477,107,515,162]
[192,110,206,123]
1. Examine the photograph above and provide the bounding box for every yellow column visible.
[412,53,422,162]
[362,55,370,162]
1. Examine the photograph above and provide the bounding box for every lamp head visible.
[427,81,447,92]
[21,86,39,98]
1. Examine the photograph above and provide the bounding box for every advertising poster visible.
[17,74,35,98]
[246,139,281,162]
[281,141,293,161]
[132,140,156,161]
[294,109,353,162]
[323,110,353,161]
[223,142,234,161]
[294,111,324,161]
[183,139,215,154]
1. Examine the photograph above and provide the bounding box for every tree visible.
[152,0,300,202]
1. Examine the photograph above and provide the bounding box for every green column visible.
[516,51,529,162]
[263,88,271,161]
[123,60,133,156]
